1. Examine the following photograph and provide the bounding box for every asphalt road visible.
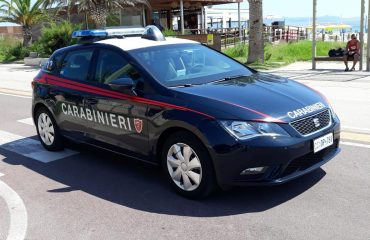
[1,66,370,239]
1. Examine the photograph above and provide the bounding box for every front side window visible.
[129,43,253,87]
[59,49,94,81]
[95,49,141,84]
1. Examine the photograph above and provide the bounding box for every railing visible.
[182,27,247,48]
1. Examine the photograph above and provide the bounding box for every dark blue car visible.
[32,26,340,198]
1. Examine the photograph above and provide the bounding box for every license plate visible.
[313,133,334,153]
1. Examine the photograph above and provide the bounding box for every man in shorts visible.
[344,34,360,71]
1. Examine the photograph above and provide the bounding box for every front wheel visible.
[162,131,216,199]
[35,107,64,151]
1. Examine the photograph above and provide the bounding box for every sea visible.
[281,16,362,32]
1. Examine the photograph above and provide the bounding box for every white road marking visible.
[0,92,31,99]
[342,125,370,133]
[0,172,4,177]
[0,130,78,163]
[341,141,370,149]
[17,118,34,126]
[0,173,28,240]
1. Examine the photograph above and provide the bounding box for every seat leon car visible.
[32,26,340,198]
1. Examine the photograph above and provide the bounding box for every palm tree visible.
[44,0,149,29]
[247,0,264,64]
[0,0,46,47]
[79,0,149,28]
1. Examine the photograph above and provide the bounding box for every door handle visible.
[85,98,98,105]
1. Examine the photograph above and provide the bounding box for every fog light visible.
[240,167,267,175]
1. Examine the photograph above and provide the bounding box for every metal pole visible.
[312,0,317,70]
[238,2,241,41]
[180,0,185,34]
[367,0,370,71]
[360,0,365,70]
[201,6,204,33]
[204,7,207,32]
[142,6,146,27]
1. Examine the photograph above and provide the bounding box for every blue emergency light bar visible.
[72,29,107,38]
[72,27,145,39]
[71,26,165,43]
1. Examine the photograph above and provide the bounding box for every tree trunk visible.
[247,0,264,64]
[90,4,108,29]
[22,25,32,47]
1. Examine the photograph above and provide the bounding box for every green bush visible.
[163,28,177,37]
[28,41,43,56]
[2,43,30,62]
[38,21,80,56]
[223,43,248,58]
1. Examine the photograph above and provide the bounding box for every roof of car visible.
[96,37,200,51]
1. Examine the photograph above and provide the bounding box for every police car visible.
[32,26,340,198]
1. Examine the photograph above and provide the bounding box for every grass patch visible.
[0,37,23,62]
[223,41,345,69]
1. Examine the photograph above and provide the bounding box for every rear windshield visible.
[129,43,253,87]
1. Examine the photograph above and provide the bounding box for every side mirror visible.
[108,77,134,93]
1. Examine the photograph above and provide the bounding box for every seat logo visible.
[313,118,320,128]
[134,119,143,133]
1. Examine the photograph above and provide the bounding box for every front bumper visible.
[208,121,341,188]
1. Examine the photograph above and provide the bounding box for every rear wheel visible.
[35,107,63,151]
[162,131,216,199]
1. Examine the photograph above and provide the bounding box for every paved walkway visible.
[1,61,370,95]
[266,61,370,84]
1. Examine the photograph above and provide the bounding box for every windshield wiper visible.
[170,83,202,88]
[211,75,247,84]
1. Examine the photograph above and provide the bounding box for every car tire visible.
[162,131,216,199]
[35,107,64,151]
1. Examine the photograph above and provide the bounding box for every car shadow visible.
[0,137,326,217]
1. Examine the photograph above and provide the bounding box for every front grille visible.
[281,140,339,177]
[290,110,332,136]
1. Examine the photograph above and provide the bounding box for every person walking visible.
[344,34,360,71]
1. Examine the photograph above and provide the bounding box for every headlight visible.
[220,121,289,140]
[329,106,339,121]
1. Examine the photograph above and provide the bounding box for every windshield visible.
[129,43,253,87]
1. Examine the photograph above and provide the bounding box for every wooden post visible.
[312,0,317,70]
[286,26,290,42]
[297,28,299,42]
[360,0,365,70]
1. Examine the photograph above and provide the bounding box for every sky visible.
[216,0,364,18]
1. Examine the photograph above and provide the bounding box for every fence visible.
[172,25,356,50]
[184,27,247,49]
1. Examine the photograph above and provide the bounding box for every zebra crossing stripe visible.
[0,130,77,163]
[17,118,34,126]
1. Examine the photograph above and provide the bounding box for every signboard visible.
[207,34,214,45]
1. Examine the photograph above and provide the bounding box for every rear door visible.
[82,47,150,159]
[47,46,96,141]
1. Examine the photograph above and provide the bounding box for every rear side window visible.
[43,51,64,74]
[59,49,94,81]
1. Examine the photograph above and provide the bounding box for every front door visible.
[83,47,150,160]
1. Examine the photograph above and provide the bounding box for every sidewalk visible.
[0,64,39,95]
